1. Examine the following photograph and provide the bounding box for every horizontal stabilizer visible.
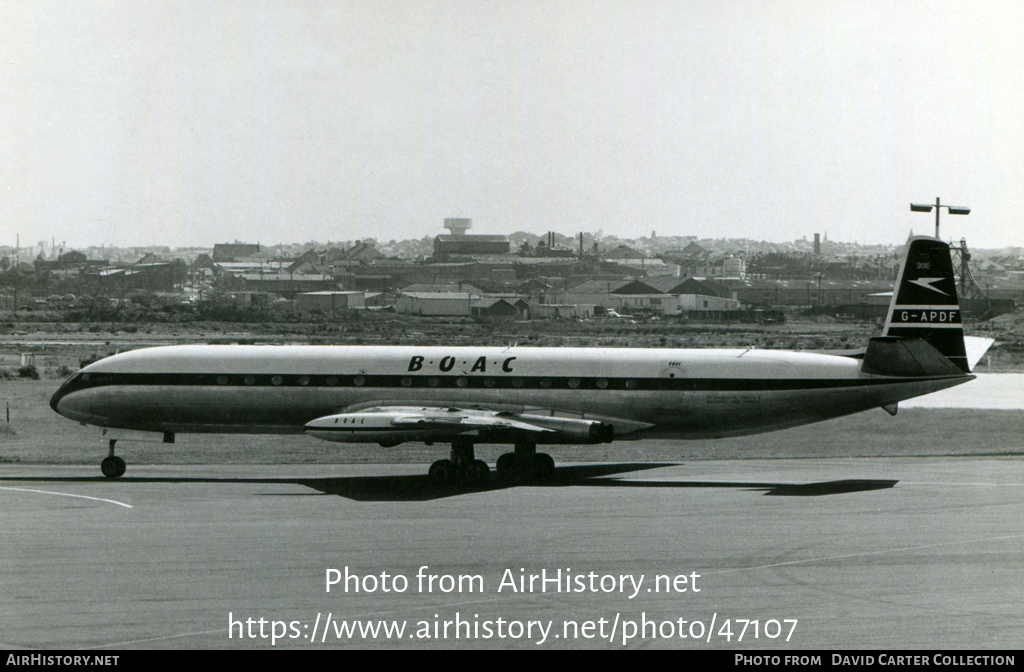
[964,336,995,371]
[860,337,968,378]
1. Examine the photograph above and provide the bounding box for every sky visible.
[1,0,1022,250]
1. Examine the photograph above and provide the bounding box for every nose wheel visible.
[100,440,126,478]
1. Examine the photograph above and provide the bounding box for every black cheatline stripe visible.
[304,426,456,433]
[61,371,963,395]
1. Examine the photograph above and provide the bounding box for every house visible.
[213,243,261,262]
[644,276,736,300]
[552,279,680,315]
[603,245,645,260]
[471,297,528,320]
[341,241,385,263]
[287,249,323,274]
[59,250,88,264]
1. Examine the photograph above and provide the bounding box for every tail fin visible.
[882,236,969,372]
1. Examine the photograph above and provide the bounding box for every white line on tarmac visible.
[901,482,1024,487]
[707,533,1024,576]
[78,629,224,649]
[79,596,512,649]
[0,486,132,509]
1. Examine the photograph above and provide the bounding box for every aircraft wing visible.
[304,405,626,444]
[388,408,557,433]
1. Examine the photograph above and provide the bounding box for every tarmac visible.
[1,455,1022,649]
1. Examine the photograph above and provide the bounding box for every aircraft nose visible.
[49,382,70,414]
[50,387,96,423]
[50,374,88,417]
[51,389,75,418]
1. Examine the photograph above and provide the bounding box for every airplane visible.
[50,236,992,484]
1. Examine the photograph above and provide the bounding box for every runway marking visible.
[0,486,132,509]
[903,482,1024,487]
[79,629,223,649]
[708,533,1024,576]
[79,596,516,649]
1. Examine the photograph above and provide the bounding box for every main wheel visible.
[496,453,516,477]
[428,459,458,486]
[100,455,126,479]
[533,453,555,478]
[463,460,491,486]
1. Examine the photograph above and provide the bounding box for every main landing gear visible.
[429,438,490,487]
[427,439,556,486]
[496,441,555,481]
[100,439,126,478]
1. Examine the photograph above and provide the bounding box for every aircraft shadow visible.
[0,463,898,502]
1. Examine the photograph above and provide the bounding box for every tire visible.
[534,453,555,478]
[464,460,491,486]
[495,453,515,476]
[100,456,126,479]
[428,459,457,486]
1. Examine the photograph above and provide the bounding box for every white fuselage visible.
[51,344,971,441]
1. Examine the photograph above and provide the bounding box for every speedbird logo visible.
[908,277,949,296]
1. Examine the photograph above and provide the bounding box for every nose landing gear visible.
[100,439,126,478]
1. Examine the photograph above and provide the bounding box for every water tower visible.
[444,218,472,237]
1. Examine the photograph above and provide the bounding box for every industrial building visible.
[295,291,366,314]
